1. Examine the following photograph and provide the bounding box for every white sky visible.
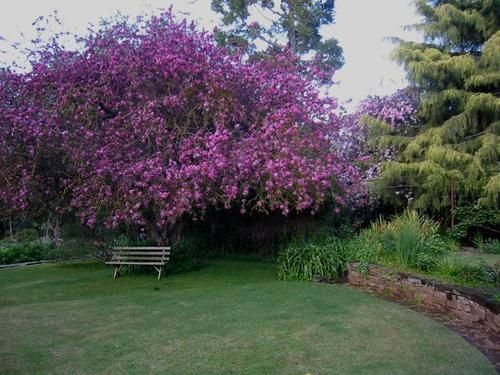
[0,0,422,109]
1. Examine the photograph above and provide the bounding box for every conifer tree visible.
[372,0,500,217]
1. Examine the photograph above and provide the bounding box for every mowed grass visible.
[0,260,495,375]
[458,251,500,267]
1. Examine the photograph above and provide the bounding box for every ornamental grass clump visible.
[356,210,446,271]
[277,231,347,281]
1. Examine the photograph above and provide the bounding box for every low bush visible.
[352,211,446,272]
[449,206,500,241]
[0,240,55,264]
[342,236,378,275]
[13,228,39,243]
[167,235,207,275]
[50,239,99,260]
[436,255,498,286]
[473,235,500,254]
[415,252,437,272]
[277,230,347,281]
[60,222,94,240]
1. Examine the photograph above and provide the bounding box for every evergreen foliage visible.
[373,0,500,215]
[211,0,343,75]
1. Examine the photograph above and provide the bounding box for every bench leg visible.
[154,266,162,280]
[113,265,121,279]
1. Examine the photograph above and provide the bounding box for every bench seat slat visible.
[111,251,170,256]
[113,247,170,250]
[106,261,166,265]
[112,256,168,261]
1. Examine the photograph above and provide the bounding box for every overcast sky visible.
[0,0,422,109]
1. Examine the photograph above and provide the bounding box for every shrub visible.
[423,234,452,255]
[354,211,445,271]
[0,240,54,264]
[13,228,39,243]
[415,252,437,272]
[48,239,99,260]
[449,206,500,241]
[473,235,500,254]
[166,235,207,275]
[436,255,497,286]
[60,222,94,240]
[345,236,379,276]
[342,233,378,266]
[277,231,347,281]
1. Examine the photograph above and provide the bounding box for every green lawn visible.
[458,251,500,267]
[0,260,495,374]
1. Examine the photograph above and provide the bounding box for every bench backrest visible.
[111,246,171,264]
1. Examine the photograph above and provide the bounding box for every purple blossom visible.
[0,11,361,241]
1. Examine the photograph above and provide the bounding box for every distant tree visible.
[336,88,420,208]
[211,0,344,75]
[374,0,500,216]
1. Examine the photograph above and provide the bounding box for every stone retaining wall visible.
[347,263,500,333]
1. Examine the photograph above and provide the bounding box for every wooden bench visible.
[106,247,171,280]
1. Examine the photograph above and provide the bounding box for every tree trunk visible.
[8,217,13,239]
[53,216,61,244]
[146,218,187,246]
[285,0,297,53]
[43,215,62,243]
[146,222,167,245]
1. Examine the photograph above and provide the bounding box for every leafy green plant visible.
[167,234,207,275]
[415,252,437,272]
[277,231,347,281]
[449,206,500,241]
[473,235,500,254]
[423,234,450,256]
[343,236,379,276]
[354,211,445,271]
[0,239,55,264]
[13,228,39,243]
[441,235,460,253]
[60,222,94,240]
[436,255,497,286]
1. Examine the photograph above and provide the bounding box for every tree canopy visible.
[372,0,500,216]
[0,12,359,243]
[211,0,344,74]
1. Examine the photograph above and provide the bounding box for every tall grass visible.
[277,230,347,281]
[390,211,438,267]
[356,210,443,270]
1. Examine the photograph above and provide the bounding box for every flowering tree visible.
[332,88,420,211]
[357,88,419,129]
[0,12,360,243]
[0,70,71,238]
[338,88,420,175]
